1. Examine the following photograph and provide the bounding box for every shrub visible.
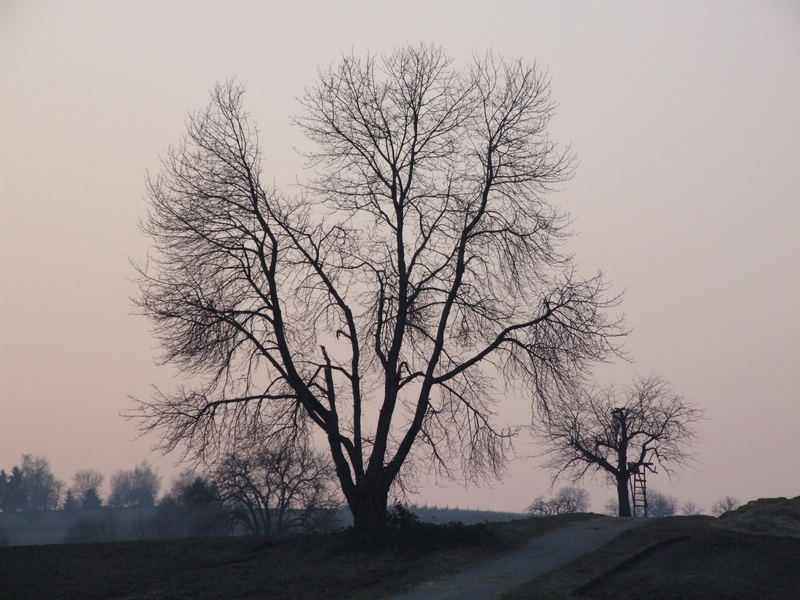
[387,502,421,529]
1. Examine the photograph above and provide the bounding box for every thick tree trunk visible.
[349,483,389,533]
[617,473,632,517]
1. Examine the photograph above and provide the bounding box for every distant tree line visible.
[601,490,739,517]
[0,456,166,514]
[526,485,740,520]
[2,449,340,543]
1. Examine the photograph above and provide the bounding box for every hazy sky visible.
[2,0,798,512]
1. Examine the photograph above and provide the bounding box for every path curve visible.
[389,517,643,600]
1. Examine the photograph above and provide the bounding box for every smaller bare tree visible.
[71,469,104,505]
[711,496,739,516]
[108,461,161,508]
[527,486,590,516]
[681,501,703,516]
[213,440,339,535]
[647,490,678,517]
[535,374,702,517]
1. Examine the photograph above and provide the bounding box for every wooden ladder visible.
[631,469,648,517]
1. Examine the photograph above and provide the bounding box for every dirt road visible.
[389,517,642,600]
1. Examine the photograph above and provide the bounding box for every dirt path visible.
[389,517,643,600]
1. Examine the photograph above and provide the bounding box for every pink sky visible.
[1,0,798,513]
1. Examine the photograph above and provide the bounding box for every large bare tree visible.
[535,375,701,517]
[135,45,623,532]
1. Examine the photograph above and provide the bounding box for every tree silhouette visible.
[213,438,338,535]
[135,45,623,532]
[712,496,739,516]
[108,462,161,508]
[81,488,103,510]
[536,375,701,517]
[63,490,79,512]
[71,470,104,506]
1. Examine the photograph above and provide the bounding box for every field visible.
[2,498,798,599]
[0,512,592,600]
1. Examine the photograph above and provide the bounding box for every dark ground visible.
[3,499,798,600]
[0,513,593,600]
[501,497,800,600]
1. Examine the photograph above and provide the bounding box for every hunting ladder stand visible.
[629,461,655,517]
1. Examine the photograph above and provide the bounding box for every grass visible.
[0,512,595,600]
[499,513,800,600]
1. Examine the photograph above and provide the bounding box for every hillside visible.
[501,497,800,600]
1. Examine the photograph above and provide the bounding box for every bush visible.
[345,503,495,556]
[387,502,421,529]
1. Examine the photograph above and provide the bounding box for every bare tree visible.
[108,461,161,508]
[681,501,703,516]
[71,469,104,505]
[556,486,591,513]
[647,490,678,517]
[535,375,701,517]
[711,496,739,516]
[526,485,589,516]
[213,439,339,535]
[134,45,623,532]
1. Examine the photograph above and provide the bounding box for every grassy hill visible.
[501,497,800,600]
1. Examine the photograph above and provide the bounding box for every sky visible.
[1,0,798,513]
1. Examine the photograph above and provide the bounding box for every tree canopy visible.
[135,45,623,531]
[535,375,702,517]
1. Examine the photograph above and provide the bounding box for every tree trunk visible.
[349,483,389,533]
[617,473,632,517]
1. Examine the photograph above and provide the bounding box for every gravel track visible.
[389,517,643,600]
